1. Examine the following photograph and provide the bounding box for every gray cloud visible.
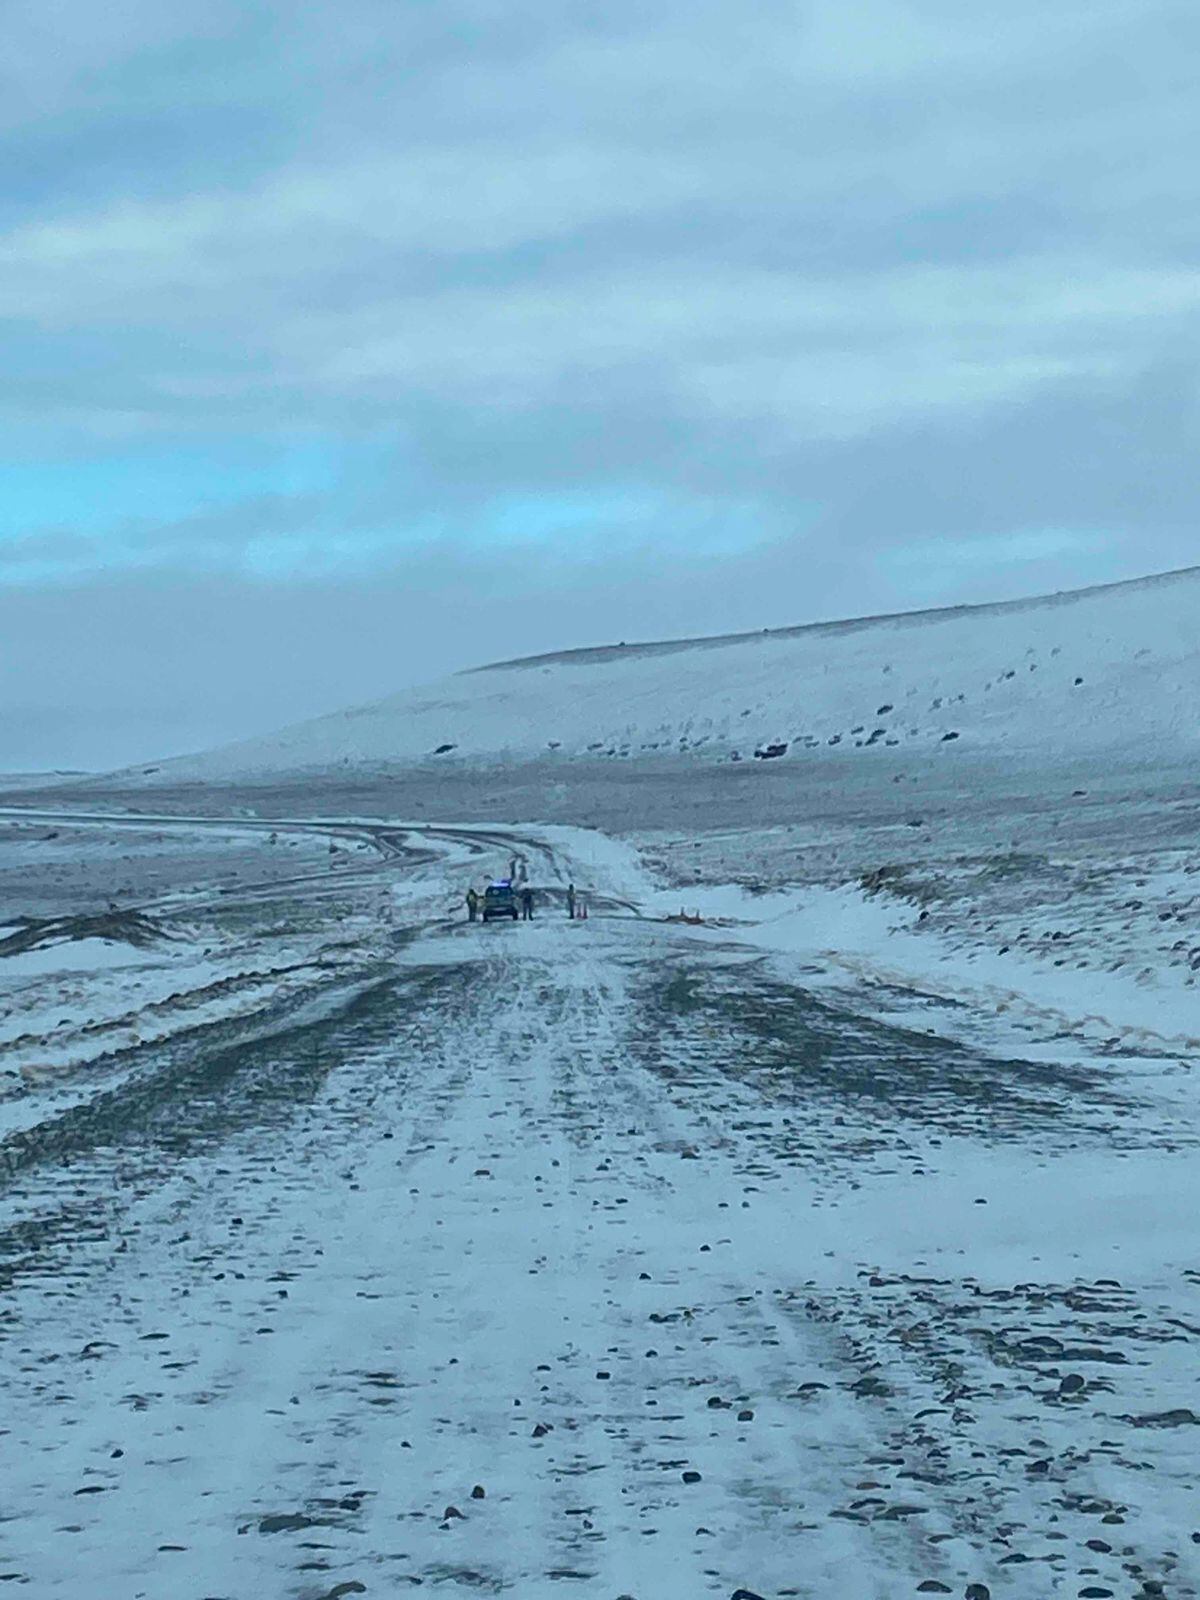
[1,0,1198,766]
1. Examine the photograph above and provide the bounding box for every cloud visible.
[880,529,1116,601]
[2,0,1199,764]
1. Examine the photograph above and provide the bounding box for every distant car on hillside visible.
[482,882,519,922]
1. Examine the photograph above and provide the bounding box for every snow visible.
[131,564,1200,780]
[644,878,1200,1053]
[1,566,1199,1597]
[0,936,163,978]
[2,905,1198,1596]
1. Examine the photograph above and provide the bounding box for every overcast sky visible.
[2,0,1198,770]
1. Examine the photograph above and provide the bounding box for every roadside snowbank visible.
[0,930,376,1107]
[649,879,1200,1053]
[0,937,163,978]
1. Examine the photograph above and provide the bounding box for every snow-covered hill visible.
[144,565,1200,781]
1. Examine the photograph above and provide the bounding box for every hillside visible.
[137,565,1200,782]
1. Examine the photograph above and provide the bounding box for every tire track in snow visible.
[1,911,1195,1597]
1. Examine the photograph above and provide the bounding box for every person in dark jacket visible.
[566,883,576,919]
[466,887,479,922]
[520,886,534,920]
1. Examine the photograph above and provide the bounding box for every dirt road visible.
[3,858,1198,1599]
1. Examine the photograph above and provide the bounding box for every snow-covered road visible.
[3,870,1198,1599]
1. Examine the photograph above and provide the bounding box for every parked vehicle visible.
[482,881,519,922]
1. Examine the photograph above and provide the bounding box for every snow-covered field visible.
[1,569,1198,1597]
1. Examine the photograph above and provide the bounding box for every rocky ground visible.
[0,765,1198,1599]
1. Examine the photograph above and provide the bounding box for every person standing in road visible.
[466,887,479,922]
[566,883,576,919]
[521,885,534,920]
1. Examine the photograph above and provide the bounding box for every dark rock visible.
[442,1504,465,1521]
[851,1374,891,1398]
[681,1470,702,1484]
[471,1485,486,1499]
[916,1585,952,1595]
[259,1513,314,1534]
[1059,1374,1086,1394]
[737,1409,754,1422]
[965,1587,991,1600]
